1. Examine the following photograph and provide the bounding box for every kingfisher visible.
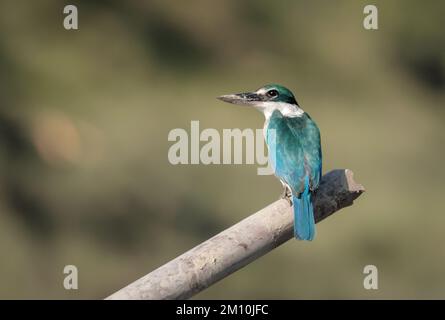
[218,84,322,240]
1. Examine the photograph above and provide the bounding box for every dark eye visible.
[267,89,278,98]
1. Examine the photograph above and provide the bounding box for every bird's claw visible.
[280,186,293,206]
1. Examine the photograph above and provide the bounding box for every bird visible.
[218,84,322,240]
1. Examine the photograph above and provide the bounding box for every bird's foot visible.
[280,186,293,206]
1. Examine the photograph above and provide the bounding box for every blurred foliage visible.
[0,0,444,299]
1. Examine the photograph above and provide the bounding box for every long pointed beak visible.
[217,92,261,106]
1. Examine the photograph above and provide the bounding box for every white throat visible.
[258,101,304,119]
[257,101,305,138]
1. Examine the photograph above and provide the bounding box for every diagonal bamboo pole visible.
[106,169,364,300]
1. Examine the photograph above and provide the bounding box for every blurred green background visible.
[0,0,444,299]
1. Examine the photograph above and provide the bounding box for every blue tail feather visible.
[292,192,315,241]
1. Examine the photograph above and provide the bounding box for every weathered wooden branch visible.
[106,169,364,300]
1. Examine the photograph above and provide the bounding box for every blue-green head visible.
[218,84,298,106]
[218,84,302,117]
